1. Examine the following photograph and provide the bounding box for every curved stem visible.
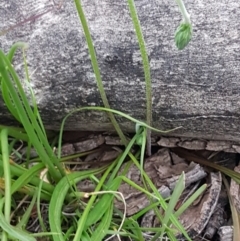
[73,0,127,145]
[175,0,191,24]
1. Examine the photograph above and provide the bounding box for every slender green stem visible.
[127,0,152,155]
[0,200,7,241]
[73,0,127,145]
[1,129,11,224]
[57,106,180,158]
[175,0,191,24]
[37,178,47,232]
[17,193,37,228]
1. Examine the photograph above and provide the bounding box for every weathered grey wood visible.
[0,0,240,141]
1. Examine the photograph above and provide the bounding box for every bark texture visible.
[0,0,240,141]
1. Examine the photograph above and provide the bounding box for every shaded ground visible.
[13,131,238,241]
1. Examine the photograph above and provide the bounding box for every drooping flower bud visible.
[174,23,192,50]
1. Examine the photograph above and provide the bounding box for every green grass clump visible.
[0,43,198,240]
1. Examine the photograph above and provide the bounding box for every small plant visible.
[0,44,190,241]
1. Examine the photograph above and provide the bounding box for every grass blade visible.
[175,184,207,217]
[58,106,180,159]
[17,192,37,229]
[49,168,105,241]
[0,50,64,181]
[90,201,113,241]
[73,162,117,240]
[11,163,46,194]
[1,129,11,225]
[160,172,186,239]
[0,208,36,241]
[130,157,192,240]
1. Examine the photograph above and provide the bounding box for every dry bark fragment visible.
[206,140,233,152]
[60,143,76,156]
[97,148,121,162]
[157,137,180,147]
[157,136,240,154]
[170,151,186,164]
[18,134,105,159]
[105,135,157,146]
[232,144,240,153]
[230,164,240,213]
[178,172,222,239]
[218,226,233,241]
[154,162,188,179]
[166,162,207,190]
[72,134,105,152]
[177,139,207,150]
[204,189,228,239]
[105,136,127,145]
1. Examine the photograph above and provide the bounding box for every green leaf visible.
[7,42,28,63]
[17,192,37,228]
[49,169,105,241]
[11,163,45,194]
[152,172,187,240]
[175,184,207,217]
[90,202,113,241]
[0,210,36,241]
[175,23,192,50]
[0,49,65,181]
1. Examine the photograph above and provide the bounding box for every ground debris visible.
[204,189,228,239]
[115,148,207,216]
[13,132,239,241]
[230,164,240,213]
[178,172,222,238]
[158,136,240,153]
[218,226,233,241]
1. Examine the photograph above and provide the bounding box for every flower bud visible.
[174,23,192,50]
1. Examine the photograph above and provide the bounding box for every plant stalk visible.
[175,0,191,24]
[73,0,127,146]
[127,0,152,155]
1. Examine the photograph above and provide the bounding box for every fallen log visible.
[0,0,239,142]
